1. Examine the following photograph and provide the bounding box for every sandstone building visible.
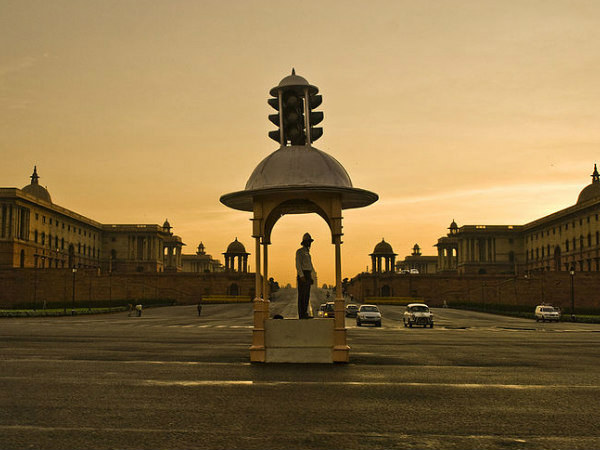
[436,165,600,275]
[0,168,184,272]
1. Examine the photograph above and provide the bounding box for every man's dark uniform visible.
[296,233,315,319]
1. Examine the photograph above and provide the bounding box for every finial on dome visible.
[30,166,39,185]
[592,164,599,183]
[291,68,295,75]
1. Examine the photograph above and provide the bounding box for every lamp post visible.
[569,266,575,321]
[71,268,77,315]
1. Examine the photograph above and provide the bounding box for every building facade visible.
[181,242,224,273]
[0,168,184,272]
[436,166,600,275]
[397,244,438,274]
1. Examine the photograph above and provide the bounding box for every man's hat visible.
[302,232,314,244]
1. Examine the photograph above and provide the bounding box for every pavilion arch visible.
[262,198,334,245]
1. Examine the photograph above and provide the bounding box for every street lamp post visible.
[569,266,575,321]
[71,268,77,315]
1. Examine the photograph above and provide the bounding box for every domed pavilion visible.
[369,239,397,273]
[223,238,249,272]
[220,70,378,363]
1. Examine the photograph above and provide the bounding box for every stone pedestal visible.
[264,318,335,363]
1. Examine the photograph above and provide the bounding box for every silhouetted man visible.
[296,233,315,319]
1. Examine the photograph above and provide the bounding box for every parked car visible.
[535,304,561,322]
[317,303,327,318]
[409,269,419,274]
[345,304,359,317]
[356,304,381,327]
[324,301,335,318]
[403,303,434,328]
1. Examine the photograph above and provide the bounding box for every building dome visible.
[22,166,51,203]
[577,164,600,204]
[371,239,395,255]
[225,238,247,254]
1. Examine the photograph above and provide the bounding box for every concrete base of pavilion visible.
[258,318,340,363]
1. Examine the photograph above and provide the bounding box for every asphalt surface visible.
[1,287,600,450]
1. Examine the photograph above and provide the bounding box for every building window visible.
[566,240,569,252]
[42,216,46,224]
[78,243,81,254]
[79,229,81,235]
[541,247,545,258]
[565,223,569,230]
[588,234,592,247]
[55,236,58,249]
[48,234,52,248]
[34,230,38,243]
[49,218,52,225]
[61,238,64,249]
[597,231,599,245]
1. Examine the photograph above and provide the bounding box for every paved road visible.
[1,288,599,450]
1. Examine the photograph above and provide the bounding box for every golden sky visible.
[1,0,599,285]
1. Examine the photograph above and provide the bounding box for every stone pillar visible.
[263,242,269,302]
[250,236,265,362]
[333,234,349,362]
[371,255,376,273]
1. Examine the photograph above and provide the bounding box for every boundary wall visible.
[346,272,600,311]
[0,269,256,308]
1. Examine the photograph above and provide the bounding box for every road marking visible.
[140,380,600,389]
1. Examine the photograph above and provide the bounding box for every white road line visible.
[141,380,600,389]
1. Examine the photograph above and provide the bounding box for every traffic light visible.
[308,93,323,143]
[268,70,323,145]
[267,97,282,143]
[282,90,305,146]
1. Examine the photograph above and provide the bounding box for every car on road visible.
[356,304,381,327]
[409,268,419,274]
[345,304,359,317]
[403,303,434,328]
[535,304,561,322]
[324,302,335,318]
[317,303,327,317]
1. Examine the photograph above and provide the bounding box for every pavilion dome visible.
[245,145,352,191]
[226,238,247,254]
[371,239,395,255]
[22,166,52,203]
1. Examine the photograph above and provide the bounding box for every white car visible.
[356,304,381,327]
[535,305,561,322]
[403,303,434,328]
